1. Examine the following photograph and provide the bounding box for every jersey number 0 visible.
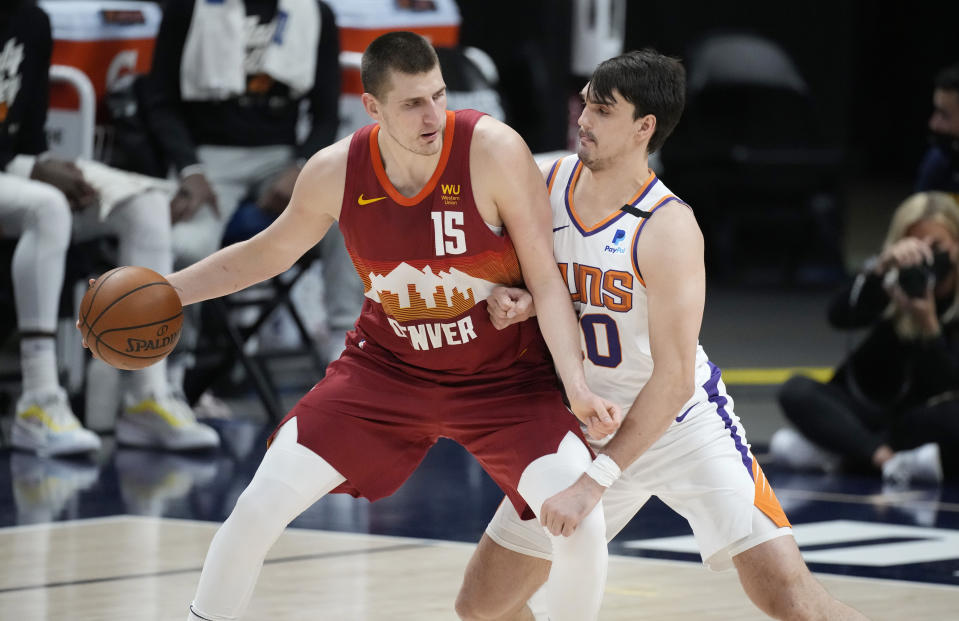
[581,314,622,368]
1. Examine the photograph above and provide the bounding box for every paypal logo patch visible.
[604,229,627,254]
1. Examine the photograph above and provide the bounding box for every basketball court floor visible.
[1,280,959,619]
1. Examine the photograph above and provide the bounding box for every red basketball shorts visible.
[272,340,588,520]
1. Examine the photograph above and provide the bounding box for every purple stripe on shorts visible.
[704,361,753,476]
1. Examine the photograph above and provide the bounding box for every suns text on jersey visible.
[559,262,633,312]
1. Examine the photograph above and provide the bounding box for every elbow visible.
[676,377,696,405]
[658,366,695,405]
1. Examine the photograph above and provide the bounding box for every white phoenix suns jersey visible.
[546,156,720,422]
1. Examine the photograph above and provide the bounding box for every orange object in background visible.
[324,0,461,137]
[338,25,458,96]
[40,1,162,115]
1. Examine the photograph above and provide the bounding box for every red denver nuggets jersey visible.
[339,109,549,376]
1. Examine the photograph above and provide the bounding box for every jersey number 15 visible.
[431,211,466,256]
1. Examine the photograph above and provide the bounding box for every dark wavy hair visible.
[587,49,686,153]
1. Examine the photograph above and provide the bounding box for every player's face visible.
[374,66,448,157]
[576,84,650,171]
[929,88,959,138]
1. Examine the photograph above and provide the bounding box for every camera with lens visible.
[898,248,953,298]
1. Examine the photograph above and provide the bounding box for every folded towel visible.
[76,159,176,220]
[180,0,319,101]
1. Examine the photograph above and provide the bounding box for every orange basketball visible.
[78,266,183,370]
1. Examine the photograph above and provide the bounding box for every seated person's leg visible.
[94,189,219,451]
[776,374,883,470]
[169,176,246,407]
[0,173,99,455]
[171,156,249,269]
[318,222,365,362]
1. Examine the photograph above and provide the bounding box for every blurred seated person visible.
[144,0,363,368]
[775,192,959,485]
[0,1,218,455]
[916,61,959,197]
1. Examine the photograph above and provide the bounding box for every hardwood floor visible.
[2,516,956,620]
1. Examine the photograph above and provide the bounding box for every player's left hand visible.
[486,286,535,329]
[540,474,605,537]
[258,164,301,214]
[568,388,621,440]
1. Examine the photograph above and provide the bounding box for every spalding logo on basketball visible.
[78,266,183,370]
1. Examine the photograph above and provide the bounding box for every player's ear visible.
[636,114,656,145]
[362,92,381,120]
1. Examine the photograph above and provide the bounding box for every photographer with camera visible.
[775,192,959,485]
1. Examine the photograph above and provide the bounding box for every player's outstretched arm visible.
[472,118,620,437]
[166,138,349,306]
[540,203,704,535]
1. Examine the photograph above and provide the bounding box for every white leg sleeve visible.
[0,174,71,333]
[189,418,346,620]
[518,433,608,621]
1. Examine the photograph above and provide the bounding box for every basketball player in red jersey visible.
[102,31,619,620]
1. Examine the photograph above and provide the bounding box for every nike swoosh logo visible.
[552,225,570,232]
[357,194,388,205]
[675,403,697,423]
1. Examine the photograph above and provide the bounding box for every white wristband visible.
[585,454,621,488]
[179,164,206,179]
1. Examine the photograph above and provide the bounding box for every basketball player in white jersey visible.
[455,50,868,620]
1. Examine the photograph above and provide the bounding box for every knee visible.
[455,589,526,621]
[551,503,607,558]
[777,375,817,421]
[114,192,171,245]
[765,584,819,620]
[749,566,824,620]
[25,185,72,248]
[454,592,497,621]
[226,485,289,541]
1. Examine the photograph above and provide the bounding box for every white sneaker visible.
[882,443,943,487]
[192,391,235,420]
[769,428,841,472]
[117,391,220,451]
[11,388,101,456]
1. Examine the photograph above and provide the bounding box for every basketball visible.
[78,266,183,370]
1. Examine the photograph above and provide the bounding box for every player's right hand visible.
[76,279,97,356]
[486,286,535,329]
[171,172,218,223]
[567,388,621,440]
